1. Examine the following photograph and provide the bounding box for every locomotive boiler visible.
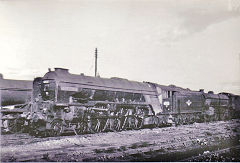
[0,74,32,107]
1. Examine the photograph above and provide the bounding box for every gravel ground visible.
[183,145,240,162]
[1,119,240,162]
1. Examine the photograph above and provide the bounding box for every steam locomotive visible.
[0,75,32,132]
[27,68,240,137]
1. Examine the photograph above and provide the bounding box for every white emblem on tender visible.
[186,99,192,106]
[163,101,170,107]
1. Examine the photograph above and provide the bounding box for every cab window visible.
[41,80,56,101]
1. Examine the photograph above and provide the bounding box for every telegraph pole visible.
[0,74,2,109]
[95,48,98,77]
[0,89,2,109]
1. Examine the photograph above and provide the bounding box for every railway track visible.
[1,119,240,162]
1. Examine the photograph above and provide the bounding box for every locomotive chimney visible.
[208,91,214,94]
[54,68,69,74]
[199,89,204,92]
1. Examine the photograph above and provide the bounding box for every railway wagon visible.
[203,92,230,121]
[220,93,240,119]
[30,68,163,136]
[230,94,240,118]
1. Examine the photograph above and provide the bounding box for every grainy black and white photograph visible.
[0,0,240,162]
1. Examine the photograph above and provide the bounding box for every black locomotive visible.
[0,75,32,133]
[26,68,240,137]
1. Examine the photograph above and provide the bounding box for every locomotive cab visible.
[33,78,56,102]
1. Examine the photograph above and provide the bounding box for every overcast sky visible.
[0,0,240,94]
